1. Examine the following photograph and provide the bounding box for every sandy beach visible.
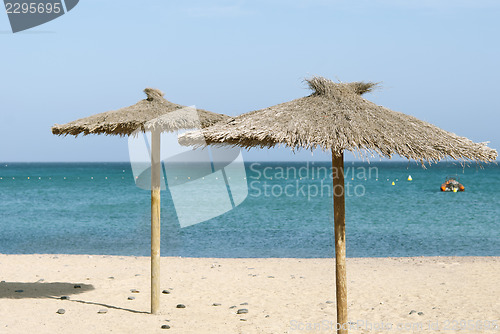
[0,255,498,333]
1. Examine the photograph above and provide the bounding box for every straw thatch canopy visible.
[179,76,497,163]
[52,88,229,136]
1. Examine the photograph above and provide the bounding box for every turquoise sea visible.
[0,161,498,258]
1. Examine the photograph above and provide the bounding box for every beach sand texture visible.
[0,255,498,333]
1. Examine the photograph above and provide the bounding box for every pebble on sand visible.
[229,306,236,309]
[162,290,170,294]
[14,290,23,293]
[176,304,186,309]
[325,301,334,304]
[212,303,221,306]
[60,296,70,300]
[240,302,248,305]
[161,324,171,329]
[237,309,249,314]
[56,309,65,314]
[73,285,81,289]
[98,309,108,314]
[128,296,135,300]
[130,289,140,293]
[409,310,417,315]
[418,312,424,316]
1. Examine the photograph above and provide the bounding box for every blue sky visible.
[1,0,499,162]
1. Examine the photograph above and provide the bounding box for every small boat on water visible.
[440,176,465,192]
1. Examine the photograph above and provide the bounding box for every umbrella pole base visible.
[151,187,161,314]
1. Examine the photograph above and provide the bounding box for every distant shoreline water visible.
[0,161,498,258]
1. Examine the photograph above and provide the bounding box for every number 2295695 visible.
[5,2,62,14]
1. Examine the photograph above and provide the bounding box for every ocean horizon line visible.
[1,160,497,164]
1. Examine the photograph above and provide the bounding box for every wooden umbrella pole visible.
[151,130,161,314]
[332,150,347,334]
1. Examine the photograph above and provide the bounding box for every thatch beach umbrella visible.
[52,88,228,314]
[179,76,497,333]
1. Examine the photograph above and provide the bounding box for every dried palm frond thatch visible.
[179,76,497,164]
[52,88,228,136]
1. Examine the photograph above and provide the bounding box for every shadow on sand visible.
[47,296,149,314]
[0,281,94,299]
[0,282,148,314]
